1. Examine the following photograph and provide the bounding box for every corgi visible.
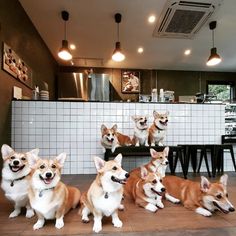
[28,153,81,230]
[101,124,132,153]
[1,144,39,218]
[163,174,235,216]
[149,110,169,146]
[132,115,149,146]
[80,154,129,233]
[130,147,169,178]
[125,166,166,212]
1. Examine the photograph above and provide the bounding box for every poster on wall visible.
[2,43,33,88]
[121,70,140,93]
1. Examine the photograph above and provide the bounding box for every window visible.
[207,81,234,102]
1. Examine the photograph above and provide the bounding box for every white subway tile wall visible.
[11,101,231,174]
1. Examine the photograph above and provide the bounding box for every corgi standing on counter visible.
[132,115,149,146]
[28,153,81,230]
[1,144,39,218]
[101,124,132,153]
[80,154,129,233]
[149,110,169,146]
[163,174,235,216]
[125,166,166,212]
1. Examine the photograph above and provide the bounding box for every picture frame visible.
[2,42,33,89]
[121,70,140,93]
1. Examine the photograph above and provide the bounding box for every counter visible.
[11,101,230,174]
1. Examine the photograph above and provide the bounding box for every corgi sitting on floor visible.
[130,147,169,178]
[163,174,235,216]
[101,124,132,153]
[80,154,129,233]
[149,110,169,146]
[1,144,39,218]
[125,166,166,212]
[28,153,81,230]
[132,115,149,146]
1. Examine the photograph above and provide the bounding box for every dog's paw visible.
[9,209,20,218]
[135,143,140,147]
[82,215,90,223]
[33,220,44,230]
[93,223,102,233]
[151,143,155,147]
[26,209,35,218]
[195,207,212,217]
[158,143,164,146]
[118,204,125,211]
[113,219,123,228]
[173,199,181,204]
[145,203,158,212]
[145,143,149,147]
[156,202,164,209]
[55,218,64,229]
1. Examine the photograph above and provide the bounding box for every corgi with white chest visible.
[163,174,235,216]
[28,153,81,230]
[1,144,39,218]
[101,124,132,153]
[149,110,169,146]
[125,166,166,212]
[80,154,129,233]
[132,115,149,146]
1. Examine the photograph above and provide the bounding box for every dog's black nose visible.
[161,188,166,192]
[13,160,19,166]
[166,119,168,122]
[165,161,169,165]
[46,172,52,178]
[229,207,235,212]
[111,138,114,142]
[125,173,130,178]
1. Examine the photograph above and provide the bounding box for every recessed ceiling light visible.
[148,15,156,23]
[70,44,76,50]
[137,47,144,53]
[184,49,191,55]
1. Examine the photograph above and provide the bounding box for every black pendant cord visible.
[155,123,164,131]
[10,173,30,187]
[38,187,55,197]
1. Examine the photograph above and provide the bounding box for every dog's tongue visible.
[44,178,52,184]
[12,166,20,171]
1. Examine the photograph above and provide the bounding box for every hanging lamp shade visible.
[112,13,125,62]
[206,21,221,66]
[58,11,72,61]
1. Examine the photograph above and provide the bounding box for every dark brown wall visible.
[0,0,57,168]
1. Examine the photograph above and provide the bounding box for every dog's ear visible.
[1,144,14,160]
[28,153,39,168]
[131,115,138,122]
[163,147,169,157]
[26,148,39,158]
[55,153,67,167]
[200,176,210,192]
[219,174,228,187]
[150,148,158,158]
[114,153,123,166]
[140,166,148,180]
[94,156,105,172]
[101,124,107,134]
[111,124,117,132]
[165,110,169,116]
[153,110,160,119]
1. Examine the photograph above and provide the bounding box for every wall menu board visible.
[2,43,33,89]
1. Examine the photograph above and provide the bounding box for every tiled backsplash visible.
[11,101,231,174]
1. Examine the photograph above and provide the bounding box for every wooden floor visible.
[1,173,236,236]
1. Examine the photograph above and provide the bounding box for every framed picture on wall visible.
[121,70,140,93]
[2,43,33,89]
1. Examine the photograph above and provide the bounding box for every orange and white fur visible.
[163,175,235,216]
[130,147,170,178]
[125,166,166,212]
[101,124,132,153]
[28,153,81,230]
[149,110,169,146]
[80,154,129,233]
[132,115,149,146]
[1,144,39,218]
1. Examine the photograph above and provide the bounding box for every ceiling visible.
[19,0,236,72]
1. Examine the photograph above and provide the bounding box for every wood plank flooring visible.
[1,173,236,236]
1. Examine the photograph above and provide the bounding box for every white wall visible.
[11,101,228,174]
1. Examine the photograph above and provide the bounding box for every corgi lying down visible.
[163,174,235,216]
[28,153,81,230]
[80,154,129,233]
[1,144,39,218]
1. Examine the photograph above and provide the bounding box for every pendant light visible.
[206,21,222,66]
[112,13,125,62]
[58,11,72,61]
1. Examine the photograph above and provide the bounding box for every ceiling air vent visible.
[153,0,223,39]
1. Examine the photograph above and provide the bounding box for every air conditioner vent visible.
[153,0,223,39]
